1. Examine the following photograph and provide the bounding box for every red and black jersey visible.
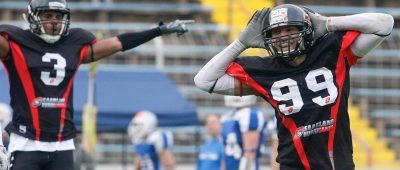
[226,31,360,170]
[0,25,95,142]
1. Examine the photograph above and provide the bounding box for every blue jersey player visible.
[221,95,265,170]
[128,111,175,170]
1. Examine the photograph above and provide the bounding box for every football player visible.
[0,103,11,170]
[0,0,191,169]
[128,110,175,170]
[221,95,265,170]
[194,4,393,170]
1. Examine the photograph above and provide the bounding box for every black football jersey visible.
[0,25,95,142]
[226,31,360,170]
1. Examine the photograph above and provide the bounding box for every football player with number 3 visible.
[0,0,191,169]
[221,95,265,170]
[195,4,393,170]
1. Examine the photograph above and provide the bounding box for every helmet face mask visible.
[26,0,70,43]
[263,4,314,62]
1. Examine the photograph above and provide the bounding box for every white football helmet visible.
[0,103,12,129]
[127,110,158,142]
[224,95,257,108]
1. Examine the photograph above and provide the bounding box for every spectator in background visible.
[221,95,266,170]
[128,110,175,170]
[0,103,12,148]
[196,114,224,170]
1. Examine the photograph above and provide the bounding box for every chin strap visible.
[38,34,61,44]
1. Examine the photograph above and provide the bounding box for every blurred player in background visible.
[196,114,224,170]
[221,95,265,170]
[0,103,12,148]
[194,3,393,170]
[0,0,191,169]
[0,103,11,170]
[128,110,175,170]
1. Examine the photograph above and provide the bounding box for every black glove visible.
[159,19,194,36]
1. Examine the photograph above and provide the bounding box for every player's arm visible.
[154,131,175,170]
[236,109,265,170]
[82,20,192,63]
[266,118,280,170]
[133,155,141,170]
[0,35,10,60]
[159,149,175,170]
[270,138,279,170]
[330,13,393,58]
[221,156,226,170]
[194,8,270,95]
[307,11,394,58]
[240,131,260,170]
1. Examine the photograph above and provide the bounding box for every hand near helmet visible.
[302,6,329,41]
[238,8,271,48]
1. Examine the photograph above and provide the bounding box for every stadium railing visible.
[0,1,212,13]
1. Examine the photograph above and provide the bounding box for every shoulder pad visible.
[234,107,265,132]
[64,28,96,45]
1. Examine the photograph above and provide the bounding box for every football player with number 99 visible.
[194,4,393,170]
[0,0,191,169]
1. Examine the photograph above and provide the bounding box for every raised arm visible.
[330,13,394,57]
[0,35,10,60]
[82,20,193,63]
[237,108,265,170]
[307,11,394,58]
[194,8,270,95]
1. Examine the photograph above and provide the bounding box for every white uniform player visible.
[221,96,265,170]
[127,111,175,170]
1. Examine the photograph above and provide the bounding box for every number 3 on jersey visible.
[41,53,66,86]
[271,67,338,116]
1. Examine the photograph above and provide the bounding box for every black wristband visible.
[117,27,162,51]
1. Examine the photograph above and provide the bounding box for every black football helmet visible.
[25,0,70,43]
[262,4,313,62]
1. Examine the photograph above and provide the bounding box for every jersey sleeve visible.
[338,31,361,66]
[148,130,174,153]
[68,28,97,45]
[233,107,265,133]
[225,58,260,96]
